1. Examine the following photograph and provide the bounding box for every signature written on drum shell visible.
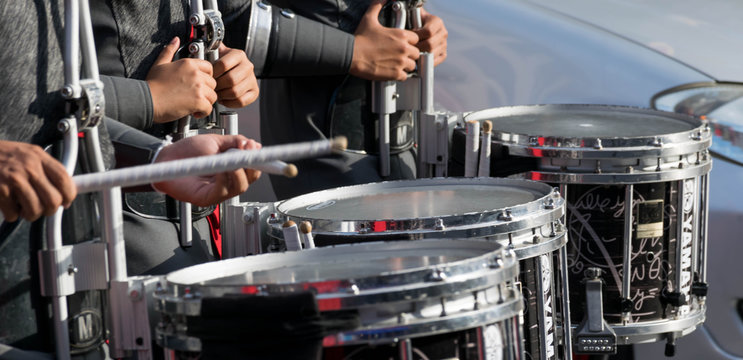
[566,185,673,321]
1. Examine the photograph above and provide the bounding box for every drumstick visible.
[464,120,480,177]
[225,150,298,178]
[478,120,492,177]
[252,161,298,178]
[299,221,315,249]
[73,137,346,194]
[282,220,302,251]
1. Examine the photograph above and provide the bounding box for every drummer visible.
[251,0,448,199]
[91,0,262,276]
[0,0,262,357]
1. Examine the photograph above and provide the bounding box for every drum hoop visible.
[157,239,514,315]
[325,295,524,346]
[271,205,564,242]
[512,230,568,260]
[274,177,563,236]
[503,139,711,160]
[519,161,712,184]
[156,293,524,352]
[463,104,711,158]
[314,261,519,310]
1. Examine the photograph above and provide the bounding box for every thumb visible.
[153,37,180,66]
[216,135,252,153]
[364,0,385,23]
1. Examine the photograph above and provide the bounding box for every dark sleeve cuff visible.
[101,75,154,130]
[226,1,354,78]
[104,118,162,167]
[264,9,355,77]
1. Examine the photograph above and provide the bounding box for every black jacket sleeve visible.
[221,0,355,78]
[101,75,155,131]
[104,117,162,168]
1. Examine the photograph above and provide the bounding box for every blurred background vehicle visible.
[240,0,743,358]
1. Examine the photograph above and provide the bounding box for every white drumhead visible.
[278,178,549,221]
[165,239,504,287]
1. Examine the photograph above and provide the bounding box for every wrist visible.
[150,135,173,194]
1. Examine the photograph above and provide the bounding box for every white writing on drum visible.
[540,254,556,359]
[679,179,695,298]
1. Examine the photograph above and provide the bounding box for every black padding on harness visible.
[187,292,360,360]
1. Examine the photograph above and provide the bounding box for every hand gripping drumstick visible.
[73,137,346,194]
[478,120,492,177]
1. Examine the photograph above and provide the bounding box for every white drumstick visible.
[464,120,480,177]
[250,161,298,178]
[478,120,492,177]
[299,221,315,249]
[225,149,298,178]
[282,220,302,251]
[73,137,346,194]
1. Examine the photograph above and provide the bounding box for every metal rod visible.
[63,0,80,96]
[84,127,128,358]
[556,184,573,359]
[46,116,78,360]
[419,49,434,114]
[78,0,99,81]
[621,184,634,322]
[691,176,700,288]
[74,138,345,194]
[379,113,391,177]
[559,245,573,360]
[190,0,204,25]
[700,173,710,283]
[675,180,684,294]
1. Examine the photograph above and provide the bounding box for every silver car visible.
[428,0,743,358]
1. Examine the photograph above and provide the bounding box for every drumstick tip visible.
[331,136,348,151]
[482,120,492,133]
[283,164,298,178]
[282,220,296,228]
[299,221,312,234]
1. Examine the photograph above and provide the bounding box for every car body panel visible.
[528,0,743,82]
[427,0,711,113]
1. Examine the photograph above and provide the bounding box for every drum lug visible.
[358,224,371,234]
[345,283,360,295]
[593,138,603,150]
[267,213,281,224]
[652,137,664,147]
[498,209,513,221]
[691,281,709,297]
[434,218,446,231]
[529,136,541,147]
[661,288,689,307]
[427,268,448,282]
[690,131,703,141]
[543,197,556,209]
[488,255,505,269]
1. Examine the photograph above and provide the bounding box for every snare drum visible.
[267,177,570,360]
[154,239,524,359]
[455,105,712,353]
